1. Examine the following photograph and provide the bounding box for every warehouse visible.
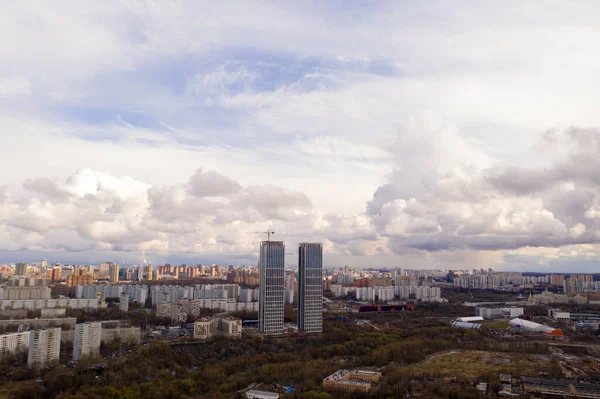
[508,318,563,336]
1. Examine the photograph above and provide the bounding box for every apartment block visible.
[0,331,30,359]
[193,316,242,339]
[73,322,102,361]
[27,328,61,368]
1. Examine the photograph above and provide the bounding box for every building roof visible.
[246,389,280,398]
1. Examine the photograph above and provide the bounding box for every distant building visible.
[99,262,111,276]
[109,263,119,283]
[323,369,382,393]
[246,390,280,399]
[73,322,102,361]
[0,331,30,359]
[119,292,129,312]
[476,307,524,319]
[193,316,242,339]
[0,286,51,300]
[27,328,61,368]
[298,243,323,334]
[100,325,141,345]
[67,275,94,287]
[15,263,28,276]
[259,241,285,336]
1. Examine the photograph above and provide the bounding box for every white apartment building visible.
[0,331,30,359]
[0,298,101,311]
[119,292,129,312]
[0,286,51,300]
[73,322,102,361]
[27,328,61,368]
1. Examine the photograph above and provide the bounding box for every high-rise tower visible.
[258,241,285,336]
[109,263,119,283]
[298,243,323,334]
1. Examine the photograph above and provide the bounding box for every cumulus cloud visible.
[188,168,241,197]
[0,167,369,264]
[368,123,600,255]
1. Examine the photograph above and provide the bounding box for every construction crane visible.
[250,230,275,241]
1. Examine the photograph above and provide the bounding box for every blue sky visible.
[1,1,600,271]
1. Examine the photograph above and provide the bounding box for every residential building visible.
[73,322,102,361]
[0,286,51,300]
[193,316,242,339]
[99,262,111,276]
[259,241,285,336]
[67,275,94,287]
[323,369,382,394]
[298,243,323,334]
[15,263,28,276]
[0,331,30,359]
[119,292,129,312]
[0,317,76,331]
[100,325,141,345]
[27,328,61,368]
[109,263,119,283]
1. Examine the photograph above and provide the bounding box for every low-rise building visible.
[548,308,570,321]
[246,390,279,399]
[476,307,524,319]
[194,316,242,339]
[323,369,382,394]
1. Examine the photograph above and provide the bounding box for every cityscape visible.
[2,245,600,397]
[3,1,600,398]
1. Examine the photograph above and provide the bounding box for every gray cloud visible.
[188,168,241,197]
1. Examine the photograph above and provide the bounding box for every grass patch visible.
[481,320,510,329]
[401,350,552,379]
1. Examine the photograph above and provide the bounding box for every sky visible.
[2,1,600,271]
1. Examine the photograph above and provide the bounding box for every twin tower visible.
[258,241,323,335]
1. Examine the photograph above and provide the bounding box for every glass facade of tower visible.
[298,243,323,333]
[259,241,285,336]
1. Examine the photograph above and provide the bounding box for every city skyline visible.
[3,2,600,272]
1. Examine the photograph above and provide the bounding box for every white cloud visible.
[0,76,30,98]
[3,2,600,270]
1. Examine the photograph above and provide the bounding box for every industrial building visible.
[323,369,382,393]
[456,316,484,323]
[246,390,280,399]
[523,377,600,398]
[451,321,483,330]
[548,308,600,322]
[476,307,524,319]
[508,318,564,336]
